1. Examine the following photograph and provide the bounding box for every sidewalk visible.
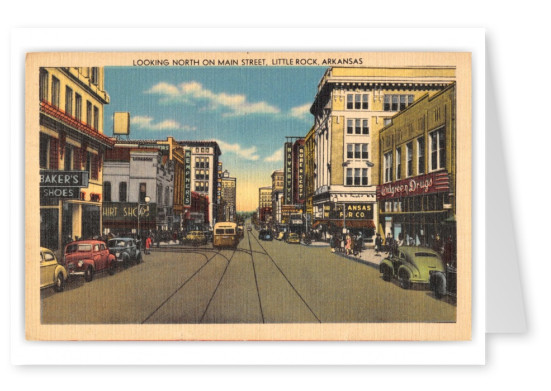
[332,247,386,269]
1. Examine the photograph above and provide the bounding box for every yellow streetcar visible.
[213,222,240,248]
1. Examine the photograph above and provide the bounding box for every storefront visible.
[102,202,157,237]
[377,170,455,248]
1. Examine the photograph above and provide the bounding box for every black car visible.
[107,238,143,268]
[258,229,273,241]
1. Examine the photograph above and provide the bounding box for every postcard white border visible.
[11,27,485,365]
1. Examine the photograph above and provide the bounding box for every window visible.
[354,168,361,185]
[362,119,369,135]
[139,183,147,202]
[347,93,368,110]
[90,67,99,85]
[362,168,368,185]
[347,119,353,134]
[417,136,425,174]
[165,186,170,206]
[396,147,402,180]
[64,145,73,171]
[39,69,48,102]
[91,154,99,180]
[103,182,112,202]
[406,142,413,177]
[65,86,73,115]
[347,144,353,159]
[384,152,393,183]
[354,144,361,159]
[86,101,92,126]
[75,94,82,121]
[346,168,353,185]
[93,106,99,130]
[157,184,163,205]
[384,94,416,112]
[51,76,60,108]
[430,128,446,171]
[119,182,127,202]
[362,144,368,159]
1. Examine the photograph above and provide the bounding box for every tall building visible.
[258,186,272,223]
[377,83,456,250]
[271,169,284,224]
[221,170,237,222]
[309,66,455,240]
[39,67,114,251]
[304,126,316,225]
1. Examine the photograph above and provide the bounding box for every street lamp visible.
[137,195,151,245]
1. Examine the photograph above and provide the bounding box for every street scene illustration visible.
[38,62,458,324]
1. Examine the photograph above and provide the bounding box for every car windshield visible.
[65,244,92,253]
[108,240,127,247]
[225,229,235,234]
[415,252,437,258]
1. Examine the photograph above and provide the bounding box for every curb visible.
[332,251,380,270]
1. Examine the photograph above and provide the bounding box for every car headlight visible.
[78,260,83,267]
[116,252,120,257]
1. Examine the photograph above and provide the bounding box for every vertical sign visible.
[298,144,305,201]
[284,142,292,205]
[184,149,191,206]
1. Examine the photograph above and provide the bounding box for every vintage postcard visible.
[26,51,471,341]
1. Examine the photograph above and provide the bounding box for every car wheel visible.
[381,266,392,282]
[84,266,94,282]
[433,278,444,299]
[107,261,116,275]
[123,255,130,268]
[53,273,65,292]
[398,270,411,289]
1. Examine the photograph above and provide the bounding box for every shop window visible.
[103,181,112,202]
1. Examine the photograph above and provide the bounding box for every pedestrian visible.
[145,236,152,255]
[385,233,392,254]
[355,233,363,256]
[375,233,382,256]
[345,234,352,255]
[330,234,336,253]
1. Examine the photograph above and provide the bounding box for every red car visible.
[63,240,116,282]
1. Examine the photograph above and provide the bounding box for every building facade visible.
[304,126,316,224]
[102,147,174,234]
[220,171,237,222]
[271,169,284,224]
[309,66,456,240]
[39,67,113,251]
[377,83,456,249]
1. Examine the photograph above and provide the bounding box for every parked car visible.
[275,231,285,241]
[429,264,457,299]
[63,240,116,282]
[107,238,142,268]
[258,229,273,241]
[285,232,300,244]
[184,231,208,246]
[40,247,68,292]
[379,246,445,289]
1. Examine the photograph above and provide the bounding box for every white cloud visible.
[264,148,283,162]
[146,81,280,117]
[215,139,260,161]
[290,103,312,120]
[131,115,196,132]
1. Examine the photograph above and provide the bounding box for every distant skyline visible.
[104,66,327,211]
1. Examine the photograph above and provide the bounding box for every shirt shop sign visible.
[40,170,89,200]
[376,171,450,201]
[102,202,157,222]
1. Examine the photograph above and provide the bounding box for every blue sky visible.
[104,66,327,211]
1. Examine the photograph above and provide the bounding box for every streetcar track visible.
[198,248,238,323]
[141,248,230,324]
[246,231,265,324]
[249,231,321,323]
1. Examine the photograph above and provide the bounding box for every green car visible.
[379,246,445,289]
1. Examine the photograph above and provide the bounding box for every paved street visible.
[41,230,456,324]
